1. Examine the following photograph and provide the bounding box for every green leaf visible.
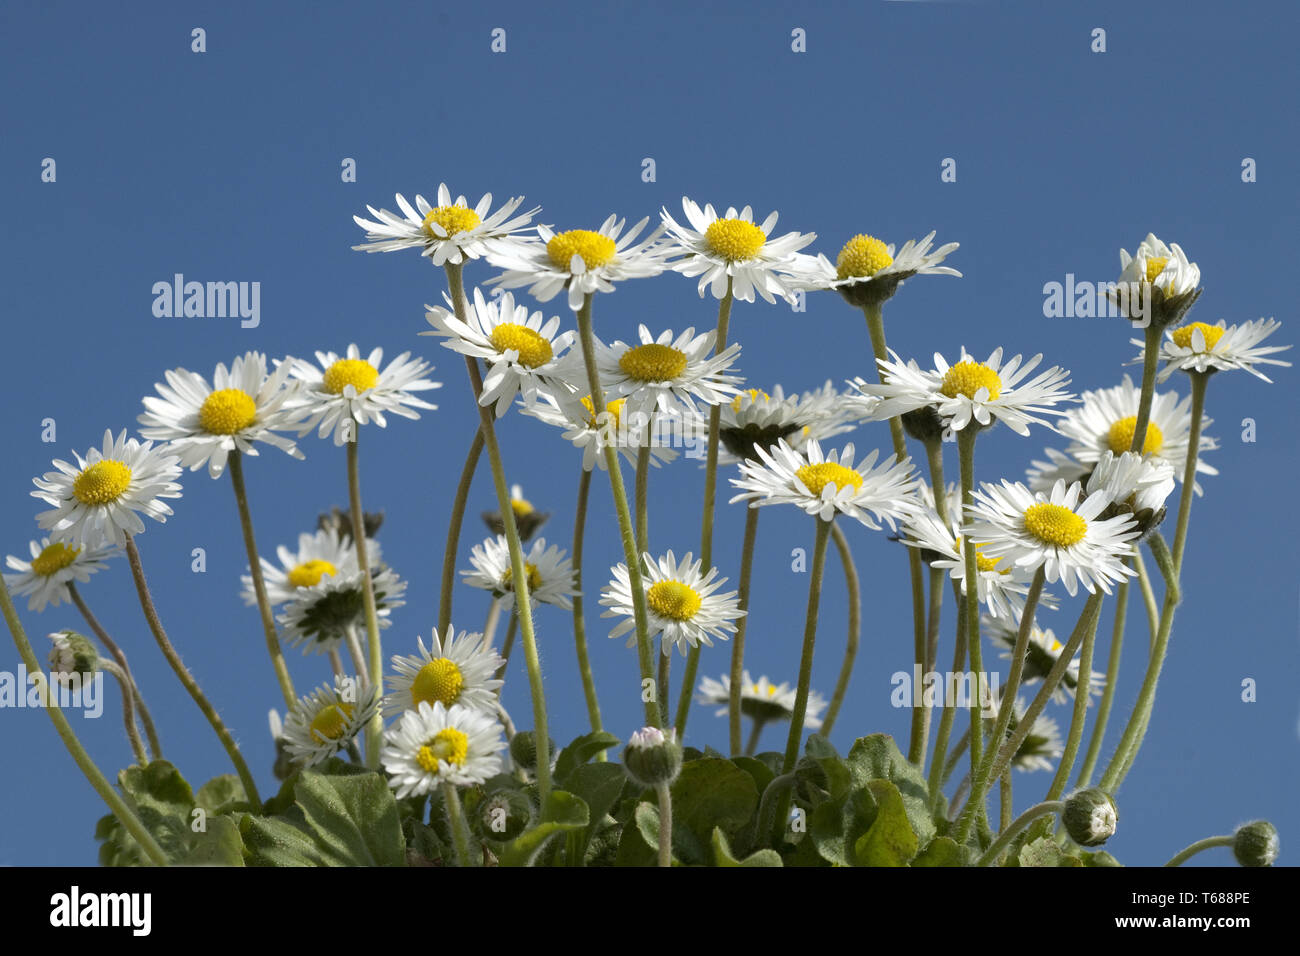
[845,734,935,845]
[670,758,759,848]
[809,787,877,867]
[852,780,919,867]
[628,799,705,866]
[180,816,245,866]
[118,760,197,860]
[196,775,248,816]
[913,836,969,867]
[554,731,621,783]
[563,762,629,863]
[1079,849,1123,867]
[731,756,776,797]
[804,734,840,759]
[1018,836,1083,867]
[499,790,589,867]
[712,828,782,867]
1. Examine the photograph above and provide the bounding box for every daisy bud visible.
[1232,820,1279,867]
[622,726,682,788]
[483,485,549,542]
[901,405,948,444]
[479,789,534,841]
[47,631,99,683]
[509,731,555,775]
[1063,788,1118,847]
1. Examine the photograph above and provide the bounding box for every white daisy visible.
[519,387,681,472]
[280,677,380,768]
[382,700,506,795]
[964,479,1139,597]
[1115,232,1201,301]
[729,438,917,528]
[352,184,539,265]
[851,347,1074,436]
[717,382,857,465]
[658,198,818,304]
[285,345,441,447]
[385,624,504,716]
[799,231,960,305]
[601,550,744,657]
[1135,318,1293,384]
[32,430,183,548]
[987,615,1105,705]
[696,671,827,729]
[137,351,304,479]
[1086,451,1176,519]
[4,537,121,613]
[277,559,406,655]
[460,535,579,610]
[1027,374,1218,496]
[486,215,671,311]
[241,527,359,608]
[422,288,576,418]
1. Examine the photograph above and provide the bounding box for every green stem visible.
[1,576,169,866]
[1129,323,1163,455]
[124,537,261,807]
[1076,569,1129,788]
[570,466,605,746]
[974,801,1064,867]
[1132,546,1160,643]
[744,719,765,757]
[494,608,519,683]
[99,660,148,766]
[655,782,674,867]
[927,597,967,815]
[446,262,553,798]
[952,426,989,841]
[635,444,651,553]
[728,507,761,754]
[228,450,296,710]
[1000,768,1012,831]
[346,434,385,769]
[820,521,861,740]
[440,426,485,635]
[442,782,474,867]
[1164,834,1233,867]
[657,648,671,728]
[1172,373,1209,572]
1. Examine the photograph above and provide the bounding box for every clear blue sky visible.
[1,0,1295,866]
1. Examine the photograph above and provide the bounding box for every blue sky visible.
[1,0,1296,865]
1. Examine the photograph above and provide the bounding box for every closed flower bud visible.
[1232,820,1279,868]
[47,631,99,683]
[509,730,555,774]
[1063,788,1118,847]
[622,726,683,788]
[480,789,534,841]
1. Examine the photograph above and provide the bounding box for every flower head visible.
[385,624,504,716]
[382,700,506,795]
[281,677,380,768]
[1133,318,1292,384]
[601,550,744,657]
[4,538,121,612]
[696,672,827,729]
[241,527,358,608]
[461,535,579,610]
[800,230,960,308]
[352,184,539,265]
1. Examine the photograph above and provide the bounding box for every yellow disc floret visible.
[1171,322,1225,351]
[198,388,258,435]
[795,462,864,496]
[1106,416,1164,455]
[940,361,1002,401]
[31,542,81,577]
[502,562,543,593]
[619,343,688,382]
[422,205,481,239]
[703,218,767,263]
[731,388,771,412]
[581,396,625,430]
[1023,503,1088,548]
[546,229,617,271]
[646,580,702,622]
[308,702,354,743]
[416,728,469,772]
[511,496,535,517]
[489,323,553,368]
[73,461,133,505]
[288,559,338,589]
[1144,256,1169,284]
[323,358,380,395]
[836,234,894,280]
[411,658,465,709]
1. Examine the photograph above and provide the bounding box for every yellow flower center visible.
[1106,416,1164,455]
[489,323,553,368]
[1023,503,1088,548]
[939,361,1003,401]
[795,462,864,496]
[511,497,535,517]
[72,461,133,505]
[1144,256,1169,284]
[581,396,625,429]
[546,229,617,271]
[619,343,689,382]
[308,702,354,743]
[416,728,469,772]
[421,205,482,239]
[958,537,1007,574]
[31,542,81,577]
[730,388,770,411]
[646,580,702,622]
[288,559,338,589]
[1171,322,1225,351]
[198,388,258,435]
[703,218,767,263]
[836,234,894,280]
[502,562,543,593]
[323,358,380,395]
[411,658,465,709]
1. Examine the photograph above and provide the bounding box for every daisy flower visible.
[729,438,917,528]
[240,526,359,608]
[482,483,550,541]
[385,624,504,716]
[352,184,539,265]
[519,387,680,472]
[963,479,1139,596]
[1027,374,1218,495]
[851,347,1074,436]
[658,198,818,304]
[1134,318,1293,384]
[461,535,578,610]
[800,231,960,307]
[422,288,576,418]
[1086,451,1176,526]
[286,345,441,447]
[696,672,827,729]
[277,559,406,655]
[32,429,183,548]
[280,677,380,768]
[382,700,506,795]
[987,615,1106,705]
[1111,232,1201,325]
[601,550,744,658]
[4,537,121,613]
[137,351,304,478]
[486,214,671,312]
[717,382,857,465]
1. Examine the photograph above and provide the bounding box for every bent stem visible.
[346,434,385,768]
[440,426,485,634]
[821,520,861,739]
[974,800,1064,867]
[1164,834,1233,867]
[570,466,605,745]
[1076,569,1129,788]
[228,450,296,710]
[1,577,169,866]
[728,506,760,754]
[124,537,261,807]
